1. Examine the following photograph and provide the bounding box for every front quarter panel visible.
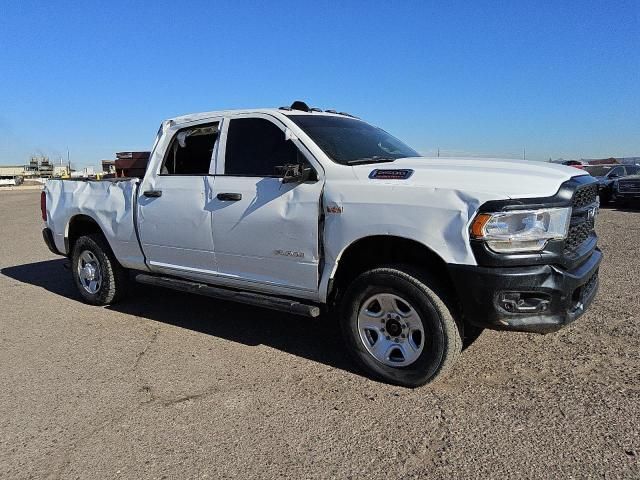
[319,179,501,301]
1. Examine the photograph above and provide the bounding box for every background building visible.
[0,165,26,176]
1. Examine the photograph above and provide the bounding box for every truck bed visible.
[45,178,147,269]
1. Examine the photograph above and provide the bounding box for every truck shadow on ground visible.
[2,259,360,377]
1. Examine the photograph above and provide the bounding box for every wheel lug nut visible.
[386,336,391,340]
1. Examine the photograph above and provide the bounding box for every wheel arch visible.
[66,214,111,255]
[325,235,457,307]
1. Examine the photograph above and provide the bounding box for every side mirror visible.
[275,163,314,184]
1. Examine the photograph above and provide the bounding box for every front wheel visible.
[71,234,128,305]
[340,266,462,388]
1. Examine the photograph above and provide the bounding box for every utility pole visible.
[437,147,440,158]
[67,148,70,174]
[523,147,526,160]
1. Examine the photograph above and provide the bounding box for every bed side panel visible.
[46,179,147,270]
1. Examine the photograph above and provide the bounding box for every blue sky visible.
[0,0,638,167]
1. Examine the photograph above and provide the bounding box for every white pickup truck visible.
[42,101,602,387]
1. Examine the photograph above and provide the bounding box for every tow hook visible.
[498,292,550,313]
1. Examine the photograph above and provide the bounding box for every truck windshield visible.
[288,115,419,165]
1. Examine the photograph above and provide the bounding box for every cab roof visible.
[165,101,358,126]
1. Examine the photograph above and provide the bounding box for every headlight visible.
[470,207,572,253]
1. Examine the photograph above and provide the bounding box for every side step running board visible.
[134,273,321,318]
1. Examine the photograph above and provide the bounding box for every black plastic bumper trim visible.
[448,249,602,334]
[42,228,64,256]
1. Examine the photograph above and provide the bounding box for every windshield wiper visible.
[346,156,397,165]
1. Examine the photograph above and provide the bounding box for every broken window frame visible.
[159,123,220,176]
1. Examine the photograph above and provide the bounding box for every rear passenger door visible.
[210,114,324,298]
[137,120,220,280]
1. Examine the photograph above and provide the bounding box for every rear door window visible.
[161,123,219,175]
[224,118,298,176]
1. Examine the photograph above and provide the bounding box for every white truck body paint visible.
[137,175,216,276]
[315,158,583,302]
[207,175,323,294]
[45,178,147,270]
[43,108,588,304]
[204,112,325,296]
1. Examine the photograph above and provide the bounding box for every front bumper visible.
[448,249,602,334]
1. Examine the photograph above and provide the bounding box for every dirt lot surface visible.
[0,189,638,479]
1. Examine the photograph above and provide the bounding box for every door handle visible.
[217,193,242,201]
[143,190,162,198]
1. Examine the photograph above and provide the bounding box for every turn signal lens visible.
[470,213,492,238]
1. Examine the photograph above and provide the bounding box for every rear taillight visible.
[40,191,47,221]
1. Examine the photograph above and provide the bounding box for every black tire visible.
[71,233,128,305]
[340,266,462,388]
[599,192,610,206]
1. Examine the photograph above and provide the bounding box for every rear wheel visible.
[71,234,128,305]
[340,266,462,388]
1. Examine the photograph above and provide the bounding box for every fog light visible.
[498,292,551,314]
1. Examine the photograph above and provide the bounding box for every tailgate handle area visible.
[217,193,242,201]
[143,190,162,198]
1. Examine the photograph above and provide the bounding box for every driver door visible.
[209,115,324,298]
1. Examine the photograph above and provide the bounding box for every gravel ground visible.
[0,189,638,479]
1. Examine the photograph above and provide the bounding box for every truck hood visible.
[350,157,588,199]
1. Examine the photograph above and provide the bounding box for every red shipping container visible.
[114,153,150,178]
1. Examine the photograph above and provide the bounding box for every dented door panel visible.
[137,175,217,276]
[210,175,322,295]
